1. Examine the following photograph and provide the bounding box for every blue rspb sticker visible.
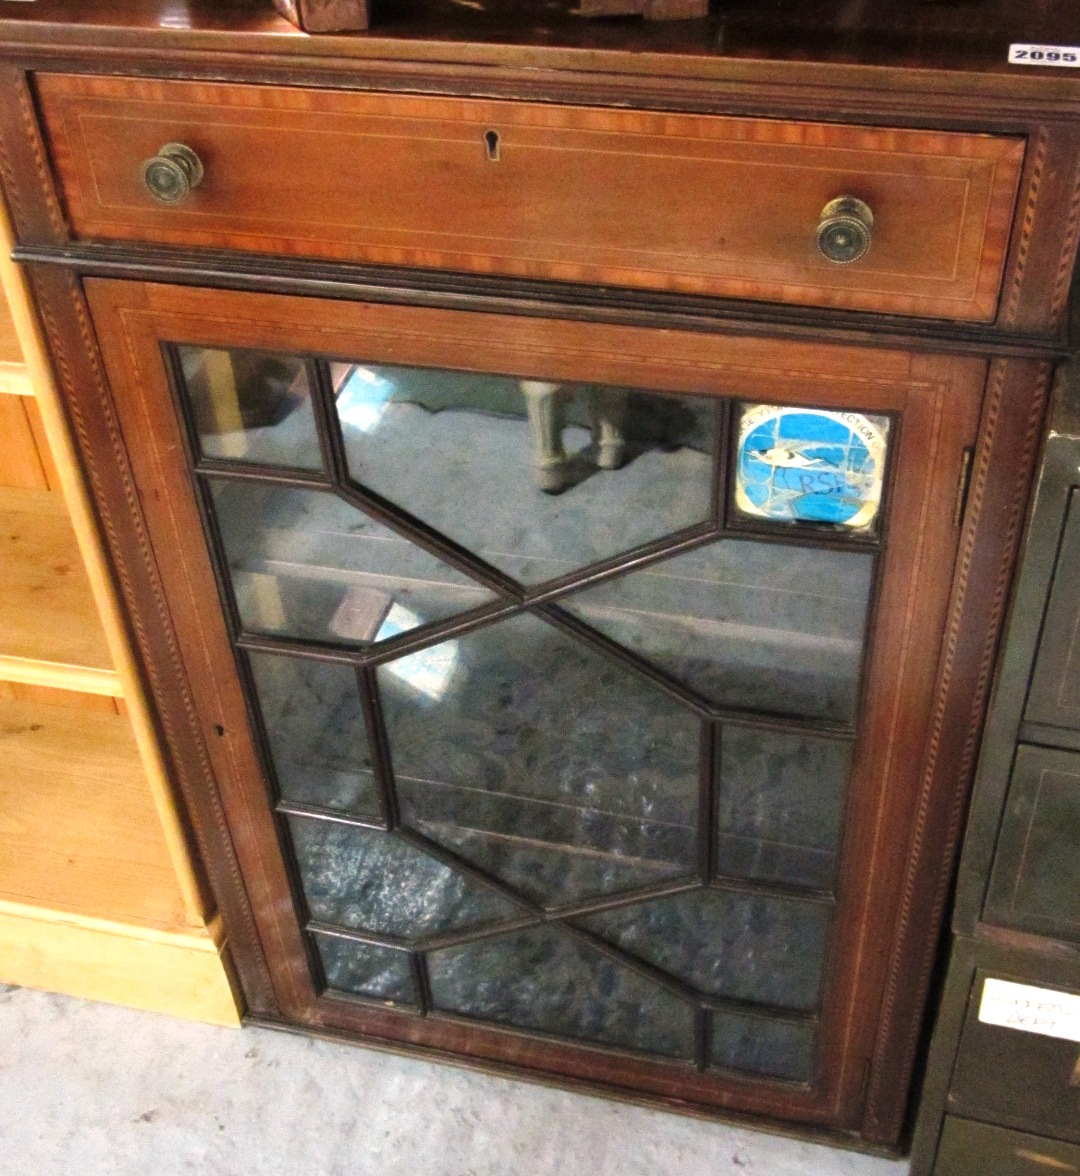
[735,405,889,532]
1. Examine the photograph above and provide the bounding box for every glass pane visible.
[208,480,495,646]
[247,651,380,819]
[178,346,321,470]
[581,889,831,1011]
[717,727,852,890]
[287,815,519,939]
[428,924,695,1058]
[333,361,714,585]
[313,933,417,1005]
[379,612,700,907]
[734,404,890,534]
[560,539,873,722]
[709,1012,816,1083]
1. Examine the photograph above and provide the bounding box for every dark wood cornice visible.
[13,241,1072,362]
[1,0,1080,121]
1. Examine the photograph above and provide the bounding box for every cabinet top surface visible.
[3,0,1080,101]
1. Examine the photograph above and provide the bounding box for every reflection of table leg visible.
[194,348,247,458]
[590,387,628,470]
[521,380,630,491]
[233,570,286,631]
[520,380,567,492]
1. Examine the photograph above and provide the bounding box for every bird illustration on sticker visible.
[735,404,889,531]
[749,445,833,469]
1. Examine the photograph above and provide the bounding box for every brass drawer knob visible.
[141,142,204,205]
[817,196,874,264]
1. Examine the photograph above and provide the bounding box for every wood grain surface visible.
[0,485,115,677]
[37,74,1024,322]
[0,693,190,929]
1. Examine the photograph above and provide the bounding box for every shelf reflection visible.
[207,480,494,646]
[179,346,321,470]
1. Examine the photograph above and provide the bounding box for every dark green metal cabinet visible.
[936,1109,1080,1176]
[984,745,1080,938]
[1026,491,1080,736]
[912,366,1080,1175]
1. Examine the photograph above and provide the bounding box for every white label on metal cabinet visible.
[1008,44,1080,67]
[979,978,1080,1043]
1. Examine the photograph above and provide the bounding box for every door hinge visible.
[953,446,975,528]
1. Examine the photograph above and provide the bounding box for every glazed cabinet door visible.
[85,279,985,1134]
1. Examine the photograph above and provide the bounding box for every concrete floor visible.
[0,983,911,1176]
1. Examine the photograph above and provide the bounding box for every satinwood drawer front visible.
[35,73,1024,322]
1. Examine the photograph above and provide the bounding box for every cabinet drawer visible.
[935,1118,1080,1176]
[35,74,1024,322]
[949,970,1080,1143]
[985,745,1080,940]
[1026,488,1080,733]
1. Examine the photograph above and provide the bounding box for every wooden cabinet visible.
[911,365,1080,1174]
[0,201,238,1025]
[0,0,1078,1151]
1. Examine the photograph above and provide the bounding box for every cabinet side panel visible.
[0,66,68,247]
[861,357,1052,1144]
[27,263,276,1015]
[999,124,1080,336]
[951,375,1080,936]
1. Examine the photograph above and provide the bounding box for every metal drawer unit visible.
[936,1112,1080,1176]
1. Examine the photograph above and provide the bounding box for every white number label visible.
[1009,43,1080,67]
[979,978,1080,1043]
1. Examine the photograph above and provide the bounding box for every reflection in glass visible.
[427,924,696,1058]
[734,404,890,533]
[582,889,831,1011]
[207,480,495,646]
[314,933,417,1005]
[380,612,700,907]
[333,361,714,585]
[178,346,321,470]
[561,539,873,722]
[709,1012,816,1083]
[287,815,519,939]
[717,727,852,890]
[189,351,888,1073]
[247,651,380,819]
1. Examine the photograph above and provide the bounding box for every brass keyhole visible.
[484,129,501,162]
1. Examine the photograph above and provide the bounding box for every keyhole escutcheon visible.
[484,129,501,161]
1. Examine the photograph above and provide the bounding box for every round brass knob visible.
[817,196,874,264]
[141,143,204,205]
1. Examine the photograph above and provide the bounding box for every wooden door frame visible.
[31,267,1051,1144]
